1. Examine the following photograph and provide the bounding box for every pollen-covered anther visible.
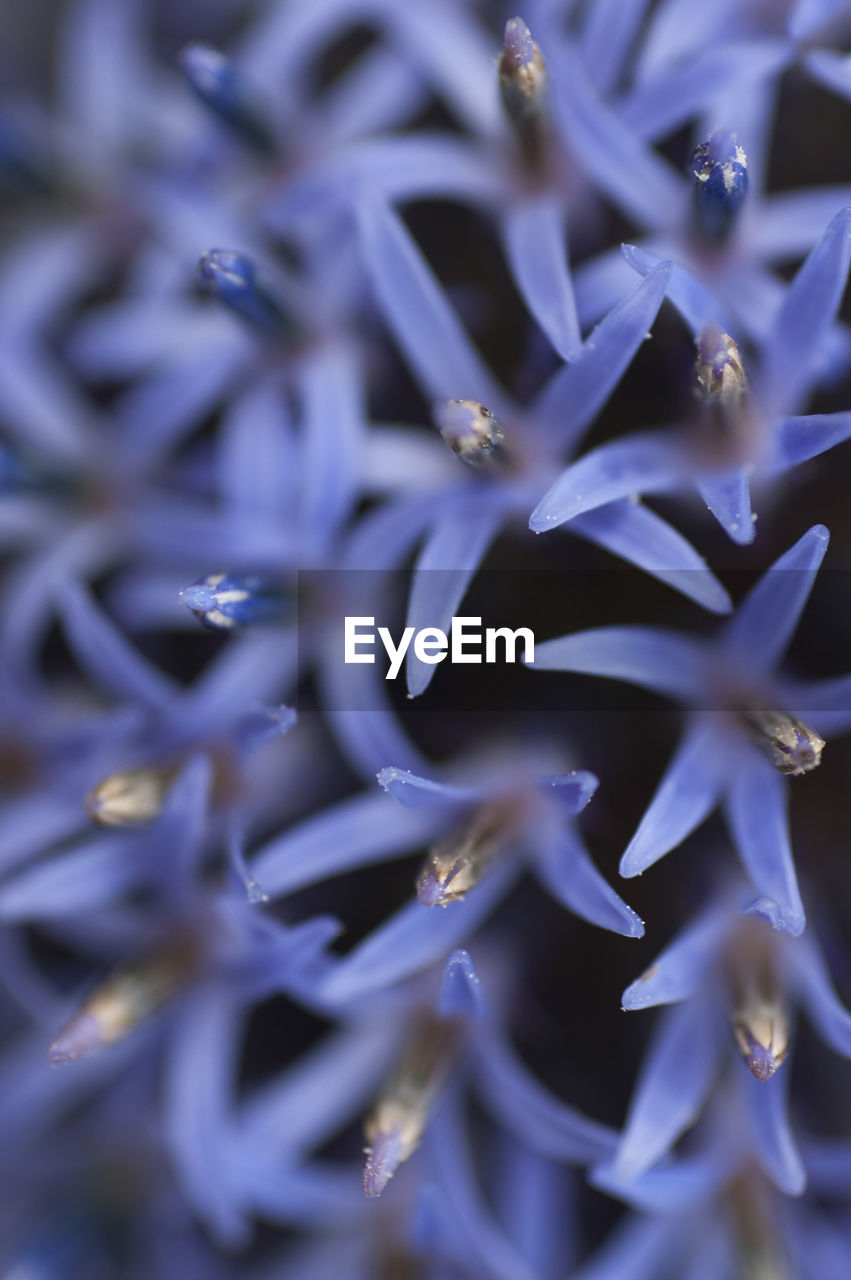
[417,801,514,907]
[499,18,547,138]
[433,399,504,466]
[734,999,790,1081]
[362,1023,457,1198]
[696,325,748,406]
[689,130,748,244]
[47,942,196,1065]
[85,766,173,827]
[740,708,824,776]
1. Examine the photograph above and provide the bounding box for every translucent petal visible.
[218,380,297,518]
[621,244,730,337]
[757,187,851,260]
[570,1212,684,1280]
[621,904,731,1010]
[0,795,89,878]
[355,198,507,410]
[696,468,755,545]
[0,837,144,920]
[529,432,690,532]
[406,507,502,696]
[55,578,177,709]
[722,524,829,673]
[473,1026,618,1165]
[531,822,644,937]
[318,862,516,1002]
[531,626,708,701]
[771,412,851,471]
[538,771,599,814]
[725,753,806,936]
[531,266,672,451]
[495,1140,574,1279]
[571,499,733,614]
[250,791,443,900]
[614,994,723,1181]
[760,207,851,416]
[794,2,851,42]
[502,197,581,361]
[592,1149,730,1213]
[60,0,147,151]
[581,0,652,96]
[744,1070,806,1195]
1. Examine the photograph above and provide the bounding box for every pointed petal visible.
[532,626,708,701]
[0,837,144,920]
[725,752,806,936]
[502,197,581,361]
[614,994,723,1180]
[771,412,851,470]
[539,771,599,815]
[250,792,443,900]
[495,1140,574,1280]
[622,243,731,337]
[531,267,672,451]
[592,1149,730,1213]
[621,719,728,877]
[218,379,297,517]
[473,1026,618,1164]
[794,934,851,1057]
[531,821,644,937]
[55,578,177,709]
[696,468,755,545]
[318,863,516,1003]
[760,207,851,415]
[621,905,732,1010]
[744,1070,806,1195]
[377,767,479,815]
[529,432,690,532]
[781,673,851,736]
[406,506,501,696]
[581,0,653,96]
[570,1215,684,1280]
[438,948,486,1020]
[572,499,732,614]
[758,187,851,260]
[355,198,506,409]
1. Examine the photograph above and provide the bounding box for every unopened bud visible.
[734,997,790,1081]
[179,572,289,631]
[696,326,748,405]
[417,802,513,907]
[180,44,276,155]
[363,1022,457,1197]
[499,19,547,159]
[727,919,790,1083]
[198,250,292,337]
[434,399,504,466]
[48,942,196,1065]
[741,708,824,776]
[85,767,173,827]
[690,130,748,244]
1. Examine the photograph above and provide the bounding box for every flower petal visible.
[722,524,829,673]
[621,904,732,1010]
[531,626,708,701]
[502,197,581,361]
[377,767,479,815]
[794,933,851,1058]
[725,752,806,936]
[531,267,672,451]
[438,948,486,1020]
[531,821,644,937]
[529,432,690,532]
[771,412,851,471]
[297,344,364,550]
[744,1070,806,1195]
[696,468,755,545]
[621,243,730,337]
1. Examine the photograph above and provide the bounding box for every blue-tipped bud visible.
[434,399,504,466]
[499,18,547,158]
[741,708,824,776]
[689,130,748,245]
[734,997,790,1082]
[198,250,292,336]
[179,44,276,155]
[179,573,289,631]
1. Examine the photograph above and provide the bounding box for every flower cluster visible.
[2,0,851,1275]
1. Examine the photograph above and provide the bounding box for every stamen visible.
[689,130,748,245]
[48,941,196,1065]
[363,1022,457,1197]
[198,250,292,337]
[85,767,173,827]
[179,572,289,631]
[417,802,514,907]
[740,708,824,776]
[433,400,504,466]
[179,44,276,155]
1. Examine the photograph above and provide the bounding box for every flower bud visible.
[690,130,748,244]
[433,399,504,466]
[417,802,513,907]
[179,572,289,631]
